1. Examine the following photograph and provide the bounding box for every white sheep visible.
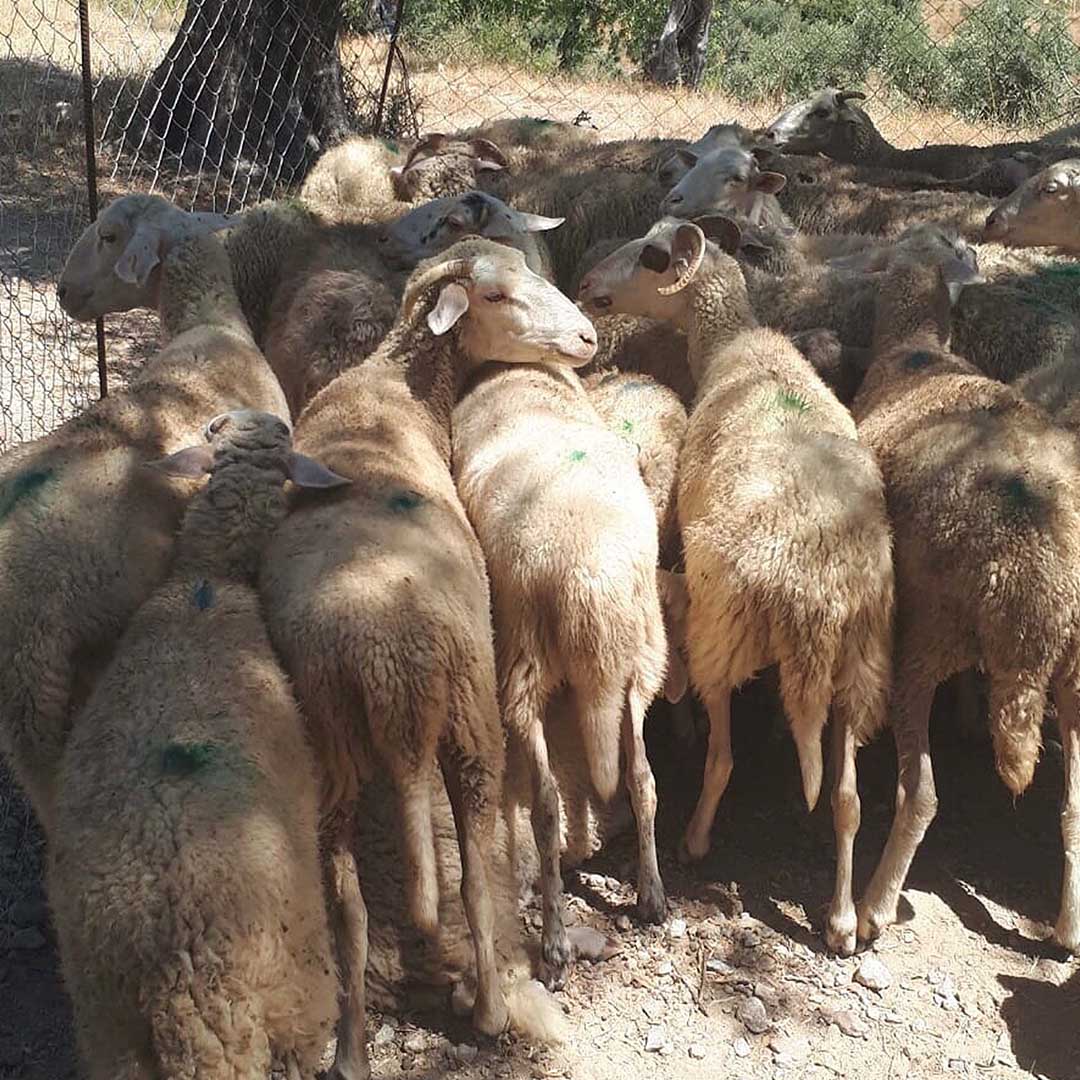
[48,409,345,1080]
[2,231,287,830]
[576,214,895,956]
[259,238,595,1075]
[851,234,1080,954]
[984,158,1080,252]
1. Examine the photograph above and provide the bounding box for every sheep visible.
[258,238,596,1073]
[761,86,1067,183]
[451,314,669,990]
[47,409,344,1080]
[2,231,287,831]
[850,233,1080,955]
[574,213,895,956]
[1014,354,1080,419]
[984,158,1080,253]
[377,189,564,279]
[60,194,401,420]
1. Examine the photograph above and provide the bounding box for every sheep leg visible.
[285,1054,302,1080]
[398,774,439,936]
[324,830,371,1080]
[857,672,938,943]
[681,685,733,862]
[825,717,861,956]
[504,664,569,990]
[622,685,666,924]
[1054,681,1080,952]
[439,748,510,1037]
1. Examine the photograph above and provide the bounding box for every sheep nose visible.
[983,210,1007,240]
[667,192,684,204]
[579,328,597,347]
[57,283,67,301]
[578,276,593,299]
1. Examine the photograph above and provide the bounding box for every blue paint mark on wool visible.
[905,350,934,371]
[161,741,219,777]
[387,490,423,512]
[192,579,216,610]
[0,468,54,522]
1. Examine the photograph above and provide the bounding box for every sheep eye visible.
[484,292,506,303]
[100,232,116,244]
[811,107,830,118]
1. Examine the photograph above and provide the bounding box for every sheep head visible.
[983,158,1080,252]
[760,86,869,156]
[654,121,760,187]
[659,146,787,225]
[577,214,743,325]
[389,133,510,201]
[58,193,233,321]
[403,238,597,367]
[379,190,562,271]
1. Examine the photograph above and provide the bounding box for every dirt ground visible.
[2,688,1079,1080]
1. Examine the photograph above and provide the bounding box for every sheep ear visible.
[694,214,742,254]
[675,148,698,169]
[428,282,470,335]
[287,452,351,489]
[115,220,162,286]
[750,144,779,165]
[753,171,787,195]
[144,444,214,478]
[514,211,564,233]
[639,243,671,274]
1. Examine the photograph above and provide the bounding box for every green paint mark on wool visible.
[387,489,423,512]
[162,741,219,777]
[0,468,55,522]
[1001,474,1038,513]
[380,137,400,153]
[774,388,810,414]
[1039,262,1080,279]
[569,450,587,462]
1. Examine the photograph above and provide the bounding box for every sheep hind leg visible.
[439,745,509,1037]
[1054,681,1080,953]
[681,685,733,863]
[623,681,666,923]
[824,717,860,957]
[324,818,371,1080]
[504,663,568,990]
[857,669,938,944]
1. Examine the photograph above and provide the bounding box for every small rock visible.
[645,1025,666,1052]
[688,1044,707,1060]
[883,1010,905,1024]
[733,1036,752,1058]
[768,1034,810,1063]
[754,982,780,1006]
[855,955,892,992]
[656,960,673,977]
[642,999,665,1022]
[616,914,633,932]
[669,918,688,939]
[403,1032,426,1055]
[706,957,732,975]
[373,1023,396,1047]
[901,930,915,944]
[454,1044,479,1064]
[737,928,760,949]
[738,995,770,1034]
[819,1004,870,1039]
[531,911,543,930]
[947,1059,970,1074]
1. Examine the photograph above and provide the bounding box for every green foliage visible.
[348,0,1080,128]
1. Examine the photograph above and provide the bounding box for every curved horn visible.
[400,257,471,321]
[837,90,867,103]
[203,412,232,441]
[657,224,706,296]
[401,132,448,171]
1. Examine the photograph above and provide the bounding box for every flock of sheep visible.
[1,84,1079,1078]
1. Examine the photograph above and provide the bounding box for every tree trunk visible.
[644,0,714,88]
[126,0,352,183]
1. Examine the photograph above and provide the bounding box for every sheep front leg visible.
[1054,682,1080,952]
[623,685,666,923]
[325,830,371,1080]
[825,718,860,956]
[857,670,938,943]
[504,665,569,990]
[681,685,733,862]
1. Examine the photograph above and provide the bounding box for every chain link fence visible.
[2,0,1079,451]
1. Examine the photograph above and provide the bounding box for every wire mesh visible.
[2,0,1079,452]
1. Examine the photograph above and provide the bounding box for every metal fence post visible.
[77,0,108,399]
[373,0,407,136]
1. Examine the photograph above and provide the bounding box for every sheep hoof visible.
[678,831,708,865]
[856,900,895,944]
[636,880,667,925]
[473,995,510,1038]
[541,934,572,991]
[824,911,858,957]
[325,1059,371,1080]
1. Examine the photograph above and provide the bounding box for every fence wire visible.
[2,0,1079,451]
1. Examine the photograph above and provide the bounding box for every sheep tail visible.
[399,778,440,937]
[504,974,570,1045]
[579,686,623,803]
[988,669,1049,797]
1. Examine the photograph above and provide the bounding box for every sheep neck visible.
[834,110,895,166]
[172,459,289,582]
[683,269,758,388]
[158,249,252,344]
[872,261,952,359]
